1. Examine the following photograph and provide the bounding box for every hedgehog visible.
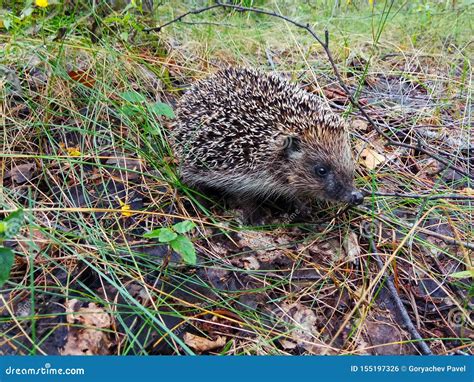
[171,68,363,214]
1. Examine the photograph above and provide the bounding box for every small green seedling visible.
[0,209,24,287]
[144,220,197,265]
[118,90,175,134]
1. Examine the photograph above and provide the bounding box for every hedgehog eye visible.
[315,166,328,178]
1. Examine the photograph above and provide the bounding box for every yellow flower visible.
[66,147,81,157]
[35,0,48,7]
[118,199,133,217]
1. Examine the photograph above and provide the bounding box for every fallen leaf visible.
[352,119,368,131]
[183,333,226,352]
[417,158,441,177]
[360,313,408,355]
[5,163,36,184]
[343,231,360,263]
[275,302,327,354]
[359,147,386,169]
[61,299,112,355]
[68,70,95,88]
[242,256,260,270]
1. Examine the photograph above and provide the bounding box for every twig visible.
[179,21,240,28]
[145,4,222,32]
[366,235,433,355]
[364,191,474,201]
[145,2,473,181]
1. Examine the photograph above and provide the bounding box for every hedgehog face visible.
[281,135,363,205]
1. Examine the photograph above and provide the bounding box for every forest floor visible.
[0,1,473,355]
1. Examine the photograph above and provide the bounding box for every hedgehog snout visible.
[324,176,363,205]
[347,189,364,205]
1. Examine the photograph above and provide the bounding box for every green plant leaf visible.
[148,102,175,119]
[120,91,146,103]
[173,221,196,234]
[5,209,24,223]
[1,209,24,239]
[170,236,196,265]
[450,270,473,279]
[0,247,14,288]
[118,105,141,117]
[158,228,178,243]
[143,228,161,238]
[143,227,177,242]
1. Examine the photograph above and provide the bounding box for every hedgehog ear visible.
[282,136,302,160]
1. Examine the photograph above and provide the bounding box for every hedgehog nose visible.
[349,190,364,205]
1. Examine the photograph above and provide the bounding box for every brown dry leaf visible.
[67,69,96,88]
[61,299,112,355]
[417,158,441,177]
[5,163,36,184]
[241,256,260,270]
[236,230,290,263]
[307,238,342,266]
[352,119,369,131]
[359,313,409,355]
[322,86,349,103]
[343,231,360,263]
[279,338,297,350]
[359,147,386,169]
[183,333,226,352]
[277,302,327,354]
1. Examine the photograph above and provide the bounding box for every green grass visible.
[0,0,472,355]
